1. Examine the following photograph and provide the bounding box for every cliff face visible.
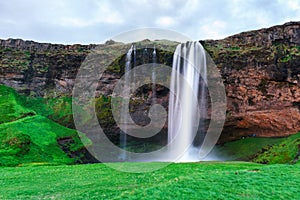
[203,21,300,141]
[1,22,300,142]
[0,39,94,96]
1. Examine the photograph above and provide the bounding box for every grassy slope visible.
[253,133,300,164]
[0,85,88,166]
[0,85,34,124]
[19,94,74,128]
[214,137,285,161]
[212,132,300,164]
[0,162,300,199]
[0,115,85,166]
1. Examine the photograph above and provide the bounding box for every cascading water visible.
[133,45,136,89]
[118,41,208,162]
[143,46,148,64]
[120,45,133,160]
[152,45,157,104]
[168,41,207,162]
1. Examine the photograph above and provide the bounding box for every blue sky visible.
[0,0,299,44]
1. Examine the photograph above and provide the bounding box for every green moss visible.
[215,131,300,164]
[228,46,240,51]
[270,43,300,63]
[202,44,222,59]
[125,141,162,153]
[3,48,13,52]
[77,47,84,52]
[291,45,300,56]
[47,97,73,127]
[106,54,123,73]
[19,94,74,128]
[0,131,30,156]
[38,65,48,73]
[214,137,284,161]
[280,54,292,62]
[253,132,300,164]
[0,85,35,124]
[0,47,30,70]
[95,95,115,125]
[24,51,31,57]
[107,64,121,73]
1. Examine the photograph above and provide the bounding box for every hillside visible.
[214,132,300,164]
[0,85,94,166]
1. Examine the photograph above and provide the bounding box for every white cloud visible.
[157,0,173,9]
[59,12,123,28]
[0,0,299,44]
[55,1,124,27]
[200,20,227,39]
[284,0,300,10]
[155,16,176,27]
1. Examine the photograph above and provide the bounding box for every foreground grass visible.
[0,162,300,199]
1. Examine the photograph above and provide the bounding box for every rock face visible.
[201,21,300,142]
[0,39,96,96]
[1,22,300,142]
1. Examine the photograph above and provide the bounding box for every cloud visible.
[155,16,176,27]
[0,0,299,44]
[200,20,227,39]
[283,0,300,11]
[112,28,190,43]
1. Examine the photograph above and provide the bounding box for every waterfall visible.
[119,45,133,160]
[168,41,207,162]
[143,46,148,64]
[118,41,208,162]
[133,45,136,89]
[152,45,157,104]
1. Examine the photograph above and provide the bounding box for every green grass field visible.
[0,162,300,199]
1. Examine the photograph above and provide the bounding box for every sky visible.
[0,0,300,44]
